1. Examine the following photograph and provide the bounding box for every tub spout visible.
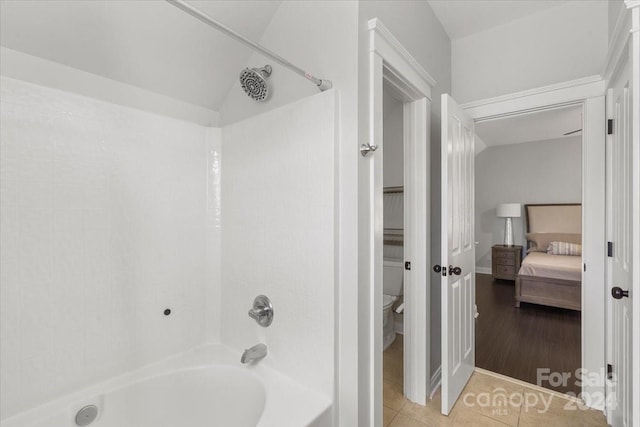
[241,343,267,364]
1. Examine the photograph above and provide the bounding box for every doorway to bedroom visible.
[473,104,584,396]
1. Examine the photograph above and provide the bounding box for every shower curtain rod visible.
[165,0,332,92]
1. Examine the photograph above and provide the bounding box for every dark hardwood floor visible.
[475,273,581,395]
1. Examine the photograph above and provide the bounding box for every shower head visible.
[239,65,272,102]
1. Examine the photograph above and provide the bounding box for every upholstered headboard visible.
[525,203,582,234]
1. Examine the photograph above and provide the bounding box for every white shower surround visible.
[220,90,336,397]
[0,76,336,422]
[0,76,209,418]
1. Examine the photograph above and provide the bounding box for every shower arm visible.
[165,0,332,91]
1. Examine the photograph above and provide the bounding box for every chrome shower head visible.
[239,65,272,102]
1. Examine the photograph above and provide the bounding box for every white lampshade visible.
[496,203,521,218]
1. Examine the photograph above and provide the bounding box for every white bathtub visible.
[1,344,332,427]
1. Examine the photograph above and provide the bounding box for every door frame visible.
[463,77,606,409]
[605,55,632,426]
[630,5,640,427]
[363,18,436,425]
[603,1,640,424]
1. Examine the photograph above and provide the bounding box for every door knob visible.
[449,265,462,276]
[433,264,442,273]
[611,286,629,299]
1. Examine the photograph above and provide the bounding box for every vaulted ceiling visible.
[1,0,597,122]
[427,0,570,40]
[0,0,281,112]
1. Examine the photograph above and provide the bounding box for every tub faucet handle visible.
[248,295,273,327]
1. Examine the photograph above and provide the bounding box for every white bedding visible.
[518,252,582,282]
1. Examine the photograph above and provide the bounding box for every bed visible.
[515,204,582,311]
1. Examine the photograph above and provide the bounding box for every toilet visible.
[383,258,404,350]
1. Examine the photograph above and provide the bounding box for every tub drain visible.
[75,405,98,426]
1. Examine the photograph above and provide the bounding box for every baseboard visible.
[427,366,595,408]
[473,367,584,404]
[476,266,492,275]
[429,366,441,399]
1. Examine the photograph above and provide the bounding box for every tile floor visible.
[383,335,608,426]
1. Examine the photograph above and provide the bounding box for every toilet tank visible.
[383,259,404,296]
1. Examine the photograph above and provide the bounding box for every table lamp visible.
[497,203,521,246]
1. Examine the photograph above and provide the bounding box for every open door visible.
[606,46,632,427]
[440,94,476,415]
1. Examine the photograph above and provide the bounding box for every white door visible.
[606,47,632,427]
[440,94,476,415]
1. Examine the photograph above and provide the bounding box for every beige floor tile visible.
[464,372,524,396]
[384,336,404,386]
[384,355,404,386]
[384,405,399,427]
[518,392,586,427]
[580,407,608,426]
[384,335,403,362]
[384,379,407,411]
[400,400,448,425]
[387,335,404,352]
[451,407,512,426]
[400,399,457,427]
[383,337,602,427]
[384,362,404,385]
[519,385,606,426]
[389,414,430,427]
[455,373,523,426]
[519,388,570,410]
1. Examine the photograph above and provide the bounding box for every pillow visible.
[547,241,582,256]
[526,232,581,253]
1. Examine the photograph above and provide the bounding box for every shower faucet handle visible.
[248,295,273,327]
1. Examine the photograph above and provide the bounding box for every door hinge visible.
[583,263,586,272]
[607,363,613,380]
[607,119,614,135]
[608,241,613,257]
[405,261,411,271]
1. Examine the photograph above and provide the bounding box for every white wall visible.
[382,89,404,261]
[358,2,452,406]
[608,0,625,43]
[220,91,335,397]
[474,136,582,270]
[452,1,608,104]
[0,77,212,419]
[383,88,404,189]
[360,2,451,117]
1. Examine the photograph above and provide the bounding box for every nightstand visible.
[492,245,522,281]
